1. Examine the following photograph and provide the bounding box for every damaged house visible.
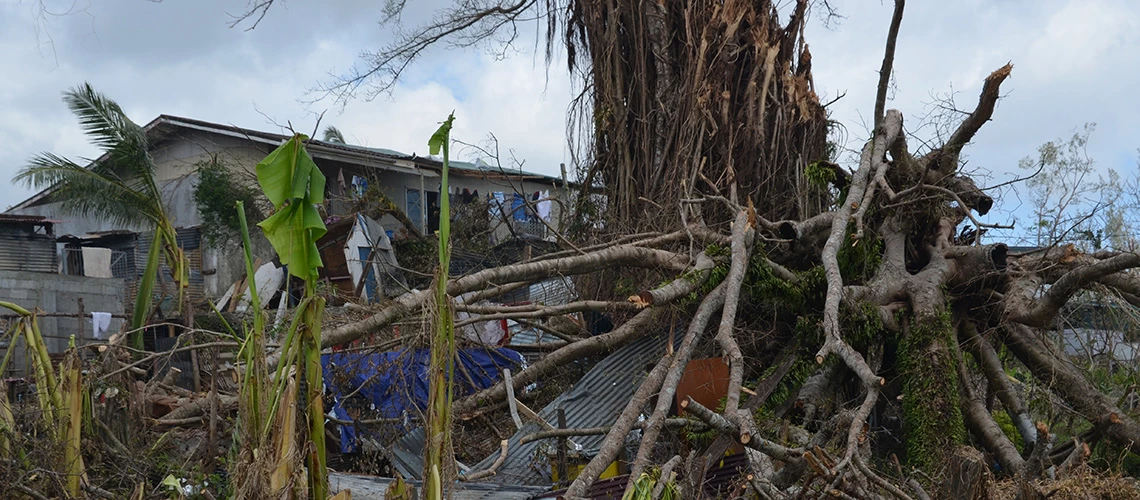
[6,115,571,310]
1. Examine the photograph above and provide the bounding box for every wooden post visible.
[189,334,202,393]
[76,297,85,350]
[557,407,568,487]
[207,345,218,471]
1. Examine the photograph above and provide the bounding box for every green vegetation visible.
[193,157,264,247]
[424,113,457,500]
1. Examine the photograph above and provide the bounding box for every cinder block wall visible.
[0,271,125,377]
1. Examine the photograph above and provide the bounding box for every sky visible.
[2,0,1138,242]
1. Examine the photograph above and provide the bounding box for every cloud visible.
[0,0,572,207]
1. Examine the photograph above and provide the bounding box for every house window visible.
[406,188,423,232]
[426,191,440,233]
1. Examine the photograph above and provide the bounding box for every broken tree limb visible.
[854,453,913,500]
[157,395,238,422]
[817,111,898,388]
[717,209,756,419]
[873,0,905,129]
[638,251,717,305]
[681,397,803,464]
[517,418,695,444]
[453,299,638,326]
[459,439,508,481]
[454,306,660,416]
[307,245,691,360]
[652,455,683,500]
[1026,422,1055,479]
[698,349,798,482]
[454,248,715,416]
[960,321,1035,448]
[566,349,674,498]
[956,335,1026,475]
[627,283,728,482]
[1011,252,1140,328]
[1001,322,1140,455]
[922,64,1013,173]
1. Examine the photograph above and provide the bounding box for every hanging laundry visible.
[81,247,113,278]
[512,193,527,221]
[350,176,368,198]
[337,169,347,194]
[91,312,112,340]
[490,192,506,218]
[537,190,553,221]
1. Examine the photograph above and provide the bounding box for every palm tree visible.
[15,83,190,348]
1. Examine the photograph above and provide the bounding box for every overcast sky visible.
[2,0,1138,241]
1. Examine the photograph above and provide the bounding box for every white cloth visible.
[237,263,283,312]
[82,247,113,278]
[536,190,553,221]
[489,191,507,218]
[454,292,508,345]
[91,312,112,339]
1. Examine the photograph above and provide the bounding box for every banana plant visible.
[424,113,456,500]
[252,134,329,499]
[0,302,87,496]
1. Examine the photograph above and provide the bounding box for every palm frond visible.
[322,126,346,144]
[17,153,159,227]
[63,83,156,181]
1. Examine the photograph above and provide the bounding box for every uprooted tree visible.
[232,0,1140,497]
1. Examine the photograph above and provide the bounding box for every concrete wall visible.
[0,270,126,377]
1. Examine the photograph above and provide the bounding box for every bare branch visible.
[318,0,540,101]
[922,64,1013,172]
[1013,252,1140,327]
[874,0,906,128]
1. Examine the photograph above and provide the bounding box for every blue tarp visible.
[322,348,524,453]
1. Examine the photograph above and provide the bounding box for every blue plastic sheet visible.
[323,348,523,453]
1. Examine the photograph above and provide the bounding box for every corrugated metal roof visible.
[0,232,57,273]
[389,427,427,480]
[330,472,547,500]
[468,332,676,486]
[0,214,52,224]
[533,453,750,499]
[386,332,674,487]
[155,115,566,185]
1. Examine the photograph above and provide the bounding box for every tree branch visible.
[874,0,906,128]
[1012,252,1140,327]
[922,64,1013,172]
[566,348,674,498]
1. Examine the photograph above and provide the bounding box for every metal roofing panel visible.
[330,472,547,500]
[468,332,675,486]
[0,214,51,224]
[0,232,57,273]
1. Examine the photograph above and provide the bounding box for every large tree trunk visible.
[568,0,830,226]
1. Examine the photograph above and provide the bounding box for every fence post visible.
[76,297,85,351]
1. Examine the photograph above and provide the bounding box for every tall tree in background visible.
[16,83,190,345]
